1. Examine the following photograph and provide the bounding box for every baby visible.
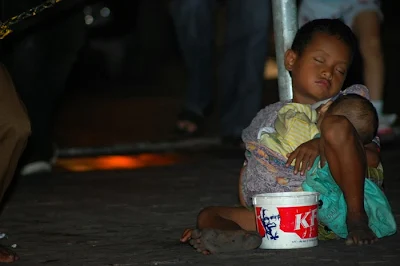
[258,91,378,163]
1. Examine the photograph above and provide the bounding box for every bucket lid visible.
[252,191,319,206]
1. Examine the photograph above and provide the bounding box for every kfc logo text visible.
[278,205,318,239]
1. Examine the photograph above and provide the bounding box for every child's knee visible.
[197,206,216,227]
[321,115,354,145]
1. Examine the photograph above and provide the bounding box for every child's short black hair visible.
[291,19,357,62]
[328,94,378,144]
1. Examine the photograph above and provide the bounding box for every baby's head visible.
[285,19,357,104]
[321,94,378,144]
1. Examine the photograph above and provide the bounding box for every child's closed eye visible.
[313,57,324,63]
[336,68,346,75]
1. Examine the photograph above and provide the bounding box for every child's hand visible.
[286,138,320,175]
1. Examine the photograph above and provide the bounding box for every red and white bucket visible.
[252,192,319,249]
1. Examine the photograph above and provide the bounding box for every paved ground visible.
[0,143,398,266]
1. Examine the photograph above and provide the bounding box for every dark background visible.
[2,0,400,148]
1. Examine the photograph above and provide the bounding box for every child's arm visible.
[364,142,380,168]
[286,138,320,175]
[286,139,381,174]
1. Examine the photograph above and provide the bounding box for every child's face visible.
[285,32,352,104]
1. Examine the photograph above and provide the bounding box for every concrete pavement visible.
[0,144,399,265]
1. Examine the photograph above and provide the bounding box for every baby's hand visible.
[316,100,333,129]
[286,138,320,175]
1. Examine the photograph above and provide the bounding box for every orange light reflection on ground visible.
[55,153,184,172]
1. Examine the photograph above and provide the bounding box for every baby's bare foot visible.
[346,214,377,245]
[188,229,261,254]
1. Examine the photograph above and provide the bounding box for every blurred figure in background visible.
[0,65,31,262]
[170,0,271,146]
[1,0,87,175]
[298,0,397,135]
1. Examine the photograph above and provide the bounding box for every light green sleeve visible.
[275,103,319,142]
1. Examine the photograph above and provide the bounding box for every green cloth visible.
[302,157,397,239]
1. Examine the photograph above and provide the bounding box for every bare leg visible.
[180,206,260,254]
[196,206,256,231]
[352,11,383,102]
[352,10,397,128]
[320,116,376,245]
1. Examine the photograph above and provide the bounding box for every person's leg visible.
[3,10,86,175]
[219,0,270,141]
[350,9,396,128]
[180,206,260,254]
[180,161,264,254]
[0,64,31,262]
[196,206,256,231]
[352,11,383,101]
[298,0,341,28]
[169,0,216,135]
[0,64,31,200]
[320,115,376,245]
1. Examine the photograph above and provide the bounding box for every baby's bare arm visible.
[364,142,380,168]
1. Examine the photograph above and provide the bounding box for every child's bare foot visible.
[0,245,18,263]
[180,228,262,254]
[345,214,377,245]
